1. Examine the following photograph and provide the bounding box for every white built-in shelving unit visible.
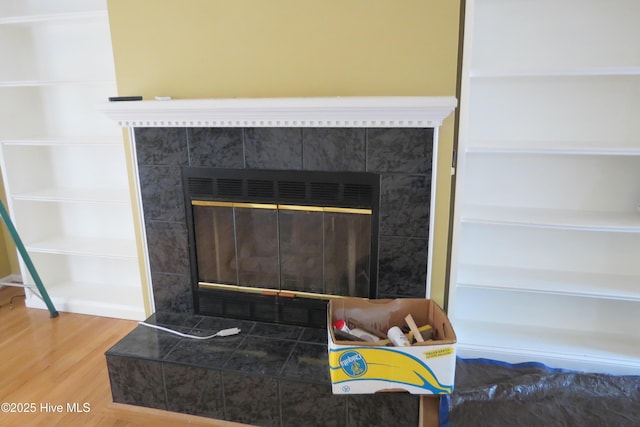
[0,0,144,319]
[450,0,640,375]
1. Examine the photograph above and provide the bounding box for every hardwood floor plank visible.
[0,286,249,427]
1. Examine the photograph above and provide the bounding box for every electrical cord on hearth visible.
[138,321,241,339]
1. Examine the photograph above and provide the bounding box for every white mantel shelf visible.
[98,96,457,128]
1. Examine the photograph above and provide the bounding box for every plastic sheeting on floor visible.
[441,358,640,427]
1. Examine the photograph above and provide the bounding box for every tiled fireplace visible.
[101,97,456,426]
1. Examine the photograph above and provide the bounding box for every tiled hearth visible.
[101,97,457,427]
[106,312,420,426]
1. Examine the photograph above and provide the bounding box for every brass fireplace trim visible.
[192,200,372,215]
[198,281,350,301]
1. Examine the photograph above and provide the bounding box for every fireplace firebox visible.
[184,168,380,328]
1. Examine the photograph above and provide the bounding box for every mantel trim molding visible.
[98,96,457,128]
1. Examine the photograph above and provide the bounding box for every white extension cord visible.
[138,321,241,340]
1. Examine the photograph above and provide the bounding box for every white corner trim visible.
[97,96,457,128]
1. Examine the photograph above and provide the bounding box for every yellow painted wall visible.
[107,0,461,306]
[0,173,19,278]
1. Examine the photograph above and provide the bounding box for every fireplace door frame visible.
[183,167,380,324]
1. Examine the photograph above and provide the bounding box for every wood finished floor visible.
[0,285,250,427]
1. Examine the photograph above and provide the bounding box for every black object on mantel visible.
[108,96,143,101]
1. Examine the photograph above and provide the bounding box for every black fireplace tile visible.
[106,355,167,410]
[188,128,244,168]
[164,363,224,419]
[150,273,193,315]
[280,380,346,427]
[223,372,280,427]
[146,220,190,276]
[163,333,245,369]
[299,327,329,344]
[145,310,201,330]
[303,128,366,171]
[281,343,330,384]
[105,324,181,360]
[190,315,256,336]
[347,393,420,427]
[244,128,303,169]
[134,127,188,166]
[377,236,428,298]
[223,336,296,376]
[379,173,430,238]
[249,322,304,341]
[367,128,434,174]
[138,165,185,223]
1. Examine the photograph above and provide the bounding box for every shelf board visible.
[25,281,145,321]
[0,274,23,288]
[452,319,640,375]
[26,237,138,259]
[457,264,640,301]
[465,142,640,156]
[461,205,640,233]
[0,10,107,25]
[469,67,640,78]
[12,188,130,204]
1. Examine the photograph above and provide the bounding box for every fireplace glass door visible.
[193,202,372,299]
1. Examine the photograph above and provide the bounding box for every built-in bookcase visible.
[0,0,144,319]
[450,0,640,375]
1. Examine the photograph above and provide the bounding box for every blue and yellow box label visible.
[329,345,455,394]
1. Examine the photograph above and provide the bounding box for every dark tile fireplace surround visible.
[106,126,435,426]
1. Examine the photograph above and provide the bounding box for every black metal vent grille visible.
[278,181,306,200]
[187,177,214,196]
[344,183,373,205]
[310,182,340,202]
[184,168,379,209]
[197,288,329,328]
[247,179,275,199]
[216,178,243,197]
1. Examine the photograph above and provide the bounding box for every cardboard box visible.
[328,298,456,394]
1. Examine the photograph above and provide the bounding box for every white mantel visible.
[98,96,457,128]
